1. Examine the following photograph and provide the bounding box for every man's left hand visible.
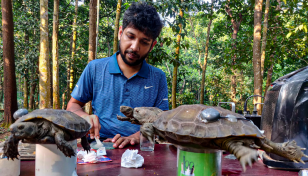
[103,132,140,149]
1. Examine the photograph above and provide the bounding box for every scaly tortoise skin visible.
[117,104,308,171]
[3,109,91,160]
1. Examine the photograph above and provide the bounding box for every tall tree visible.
[260,0,270,78]
[89,0,97,62]
[171,7,184,109]
[2,0,18,126]
[52,0,60,109]
[199,0,214,104]
[113,0,122,53]
[29,29,39,110]
[85,0,98,115]
[253,0,263,113]
[0,74,3,104]
[69,0,78,95]
[225,2,243,104]
[39,0,51,109]
[23,32,29,109]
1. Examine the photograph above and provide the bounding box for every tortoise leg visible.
[257,138,308,163]
[140,123,155,144]
[214,137,259,172]
[54,131,75,157]
[3,134,20,160]
[81,135,91,153]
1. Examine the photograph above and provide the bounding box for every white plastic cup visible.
[140,133,155,151]
[0,158,20,176]
[35,140,77,176]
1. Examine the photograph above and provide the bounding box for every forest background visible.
[0,0,307,140]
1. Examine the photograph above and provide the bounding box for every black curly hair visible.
[122,2,163,41]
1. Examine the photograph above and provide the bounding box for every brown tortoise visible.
[117,104,308,171]
[3,109,91,160]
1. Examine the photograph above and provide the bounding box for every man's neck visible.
[116,53,142,79]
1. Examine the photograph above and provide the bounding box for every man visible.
[67,2,168,149]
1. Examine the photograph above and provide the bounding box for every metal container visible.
[261,66,308,170]
[177,147,222,176]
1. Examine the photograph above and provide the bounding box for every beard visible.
[119,40,151,66]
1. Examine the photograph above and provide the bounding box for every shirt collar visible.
[108,52,122,74]
[108,51,149,78]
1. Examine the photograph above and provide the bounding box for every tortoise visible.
[117,104,308,171]
[3,109,91,160]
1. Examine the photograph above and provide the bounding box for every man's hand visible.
[103,132,140,149]
[81,115,101,139]
[67,97,101,139]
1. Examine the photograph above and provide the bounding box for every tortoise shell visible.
[153,104,263,143]
[16,109,91,138]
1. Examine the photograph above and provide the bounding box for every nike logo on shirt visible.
[144,86,153,89]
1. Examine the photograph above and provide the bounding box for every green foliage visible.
[1,0,307,113]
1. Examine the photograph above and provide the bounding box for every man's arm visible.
[67,97,101,139]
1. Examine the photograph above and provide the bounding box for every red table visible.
[20,144,298,176]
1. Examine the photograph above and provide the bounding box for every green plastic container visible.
[177,148,222,176]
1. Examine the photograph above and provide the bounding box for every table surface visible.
[20,144,299,176]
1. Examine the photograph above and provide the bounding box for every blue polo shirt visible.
[71,52,169,138]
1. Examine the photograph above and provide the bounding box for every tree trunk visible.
[70,0,78,95]
[264,62,274,98]
[0,74,3,104]
[0,30,2,105]
[89,0,97,62]
[2,0,18,126]
[261,0,270,78]
[200,1,214,104]
[29,28,39,110]
[49,37,53,107]
[62,91,66,110]
[29,64,39,110]
[29,77,37,110]
[113,0,122,53]
[95,0,100,60]
[23,74,28,108]
[52,0,60,109]
[66,60,70,107]
[171,8,184,109]
[253,0,263,114]
[18,74,22,98]
[225,3,243,104]
[23,32,29,109]
[107,17,111,57]
[35,88,39,109]
[85,0,98,115]
[39,0,51,109]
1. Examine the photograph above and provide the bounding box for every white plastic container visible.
[0,157,20,176]
[35,140,77,176]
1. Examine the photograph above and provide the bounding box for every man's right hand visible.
[67,97,101,139]
[81,115,101,139]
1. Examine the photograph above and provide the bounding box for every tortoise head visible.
[120,106,134,118]
[10,121,41,139]
[133,107,163,124]
[119,106,163,125]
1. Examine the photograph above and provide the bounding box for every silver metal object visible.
[218,102,235,112]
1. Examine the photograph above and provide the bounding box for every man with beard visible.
[66,2,168,149]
